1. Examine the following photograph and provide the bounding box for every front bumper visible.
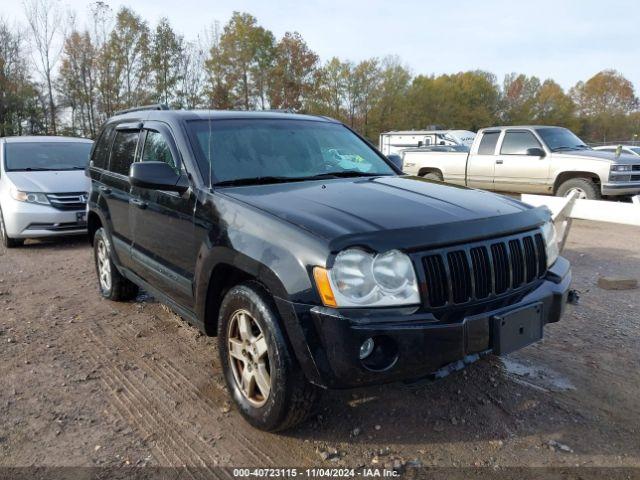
[1,198,87,238]
[277,257,571,389]
[602,182,640,196]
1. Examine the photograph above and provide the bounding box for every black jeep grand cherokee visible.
[86,107,571,431]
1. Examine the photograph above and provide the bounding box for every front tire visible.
[0,207,24,248]
[556,178,601,200]
[218,283,317,431]
[93,227,138,301]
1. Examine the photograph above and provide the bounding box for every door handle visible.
[98,186,112,195]
[495,159,504,164]
[129,198,148,209]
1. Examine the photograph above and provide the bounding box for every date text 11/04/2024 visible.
[232,468,401,477]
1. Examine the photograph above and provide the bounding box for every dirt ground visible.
[1,220,639,476]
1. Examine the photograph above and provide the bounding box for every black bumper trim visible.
[277,257,571,389]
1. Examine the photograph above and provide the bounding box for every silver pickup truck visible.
[401,125,640,199]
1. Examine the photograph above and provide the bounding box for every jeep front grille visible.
[421,230,547,308]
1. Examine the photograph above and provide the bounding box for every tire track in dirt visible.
[83,345,228,479]
[83,314,313,467]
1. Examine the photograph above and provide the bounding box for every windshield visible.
[4,142,92,171]
[536,128,590,152]
[630,147,640,155]
[187,119,396,185]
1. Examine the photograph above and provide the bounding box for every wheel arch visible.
[195,247,325,386]
[417,167,443,178]
[87,210,103,245]
[553,171,601,194]
[196,248,290,337]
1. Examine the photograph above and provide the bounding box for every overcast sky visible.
[6,0,639,91]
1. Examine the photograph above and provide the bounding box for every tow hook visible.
[567,289,580,305]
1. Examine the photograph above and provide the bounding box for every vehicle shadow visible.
[19,235,88,250]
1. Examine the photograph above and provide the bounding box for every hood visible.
[6,170,90,193]
[551,149,640,164]
[221,176,545,251]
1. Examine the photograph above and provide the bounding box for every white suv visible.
[0,136,93,248]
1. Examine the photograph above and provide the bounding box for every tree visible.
[108,7,151,108]
[177,38,206,109]
[0,19,44,135]
[204,21,233,109]
[212,12,274,110]
[269,32,318,111]
[150,18,183,106]
[368,56,411,136]
[570,70,638,141]
[405,70,500,131]
[24,0,64,134]
[58,30,97,136]
[533,79,577,129]
[501,73,541,125]
[307,57,348,119]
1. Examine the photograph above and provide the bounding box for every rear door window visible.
[477,132,500,155]
[500,131,542,155]
[109,130,140,176]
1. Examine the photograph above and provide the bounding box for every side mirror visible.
[386,154,404,171]
[129,161,188,193]
[526,147,546,158]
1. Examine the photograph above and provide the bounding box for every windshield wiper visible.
[300,170,389,180]
[551,146,583,152]
[214,176,309,187]
[16,167,52,171]
[214,171,389,187]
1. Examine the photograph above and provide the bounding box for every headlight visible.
[314,248,420,307]
[541,221,559,268]
[9,187,50,205]
[610,164,632,172]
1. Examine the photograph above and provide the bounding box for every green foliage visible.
[269,32,318,111]
[2,7,639,143]
[150,18,183,107]
[571,70,638,142]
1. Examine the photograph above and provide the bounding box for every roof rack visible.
[114,104,170,116]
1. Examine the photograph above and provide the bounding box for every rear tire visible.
[0,207,24,248]
[93,227,139,301]
[422,171,443,181]
[218,283,317,431]
[556,178,601,200]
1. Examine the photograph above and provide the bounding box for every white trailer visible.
[379,130,475,156]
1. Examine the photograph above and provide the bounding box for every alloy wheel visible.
[96,238,112,292]
[227,309,271,407]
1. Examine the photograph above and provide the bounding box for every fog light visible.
[359,338,375,359]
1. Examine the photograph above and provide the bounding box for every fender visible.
[193,243,325,386]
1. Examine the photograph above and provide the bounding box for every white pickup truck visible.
[401,125,640,199]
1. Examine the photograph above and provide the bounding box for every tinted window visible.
[91,125,115,169]
[500,131,541,155]
[109,130,139,176]
[4,142,92,171]
[187,119,395,185]
[142,131,176,172]
[477,132,500,155]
